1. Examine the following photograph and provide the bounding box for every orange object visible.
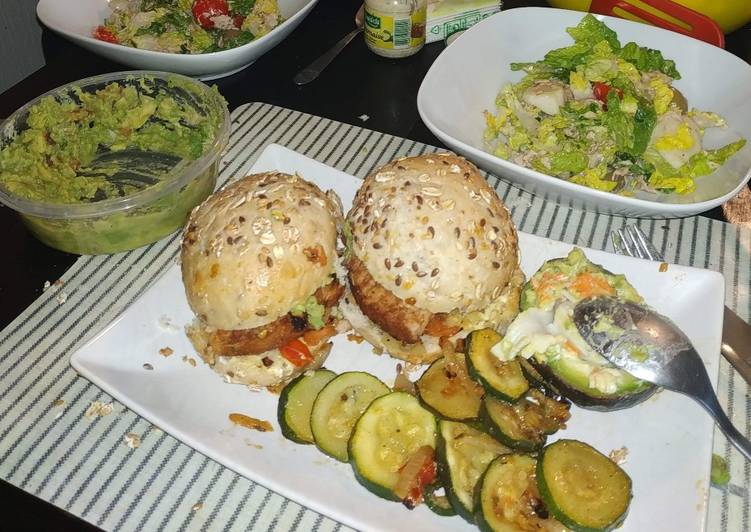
[589,0,724,47]
[301,325,337,347]
[280,338,314,367]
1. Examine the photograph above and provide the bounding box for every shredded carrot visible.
[571,272,615,299]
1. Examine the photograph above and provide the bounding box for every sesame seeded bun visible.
[180,171,346,388]
[343,153,522,363]
[182,171,342,330]
[348,153,518,313]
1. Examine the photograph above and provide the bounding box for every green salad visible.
[94,0,282,53]
[483,15,746,195]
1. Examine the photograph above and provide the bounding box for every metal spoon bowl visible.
[573,296,751,460]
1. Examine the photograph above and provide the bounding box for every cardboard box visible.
[426,0,502,43]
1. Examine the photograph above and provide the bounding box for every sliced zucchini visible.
[310,371,389,462]
[436,419,510,522]
[480,389,570,451]
[423,481,456,516]
[538,439,632,532]
[416,354,484,421]
[278,369,337,444]
[466,328,529,402]
[476,453,564,532]
[349,392,437,501]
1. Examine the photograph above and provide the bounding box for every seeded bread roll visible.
[182,171,342,331]
[347,153,519,314]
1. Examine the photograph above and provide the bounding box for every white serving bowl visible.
[417,7,751,218]
[37,0,318,80]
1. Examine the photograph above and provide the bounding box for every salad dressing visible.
[364,0,427,58]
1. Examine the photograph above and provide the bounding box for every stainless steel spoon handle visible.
[293,28,363,85]
[694,390,751,461]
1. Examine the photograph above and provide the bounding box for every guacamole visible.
[0,75,228,255]
[0,78,221,204]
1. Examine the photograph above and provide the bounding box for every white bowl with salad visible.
[417,7,751,218]
[36,0,318,80]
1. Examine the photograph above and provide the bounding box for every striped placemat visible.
[1,102,749,532]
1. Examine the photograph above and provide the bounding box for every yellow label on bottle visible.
[364,7,426,51]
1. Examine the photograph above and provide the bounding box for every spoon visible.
[294,5,365,86]
[572,296,751,460]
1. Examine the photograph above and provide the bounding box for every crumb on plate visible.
[159,347,174,357]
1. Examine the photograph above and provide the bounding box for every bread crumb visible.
[609,446,628,465]
[191,502,203,512]
[43,281,51,291]
[346,333,365,344]
[372,346,384,355]
[159,347,174,357]
[85,401,114,419]
[55,292,68,305]
[143,363,154,370]
[182,356,197,367]
[52,399,65,408]
[659,262,669,272]
[123,433,141,449]
[358,114,370,122]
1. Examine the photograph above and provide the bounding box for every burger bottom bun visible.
[186,320,332,388]
[339,292,442,365]
[340,264,524,366]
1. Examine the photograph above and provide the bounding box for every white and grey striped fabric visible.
[1,102,749,531]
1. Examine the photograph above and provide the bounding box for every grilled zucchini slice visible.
[476,453,565,532]
[416,354,484,421]
[466,328,529,402]
[436,419,509,522]
[310,371,389,462]
[537,439,632,532]
[349,392,437,501]
[480,389,570,451]
[278,369,337,444]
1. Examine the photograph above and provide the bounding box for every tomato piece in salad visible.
[93,26,119,44]
[192,0,230,29]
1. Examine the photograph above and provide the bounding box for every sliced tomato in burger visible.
[192,0,230,29]
[280,338,314,367]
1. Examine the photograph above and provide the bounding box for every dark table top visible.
[2,0,750,529]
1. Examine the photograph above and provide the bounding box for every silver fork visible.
[611,224,664,261]
[610,224,751,385]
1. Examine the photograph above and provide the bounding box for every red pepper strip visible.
[279,338,314,367]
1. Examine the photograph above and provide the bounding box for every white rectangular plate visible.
[71,144,723,532]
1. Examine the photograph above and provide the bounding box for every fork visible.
[611,224,751,385]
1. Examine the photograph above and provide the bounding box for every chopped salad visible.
[93,0,283,53]
[483,15,746,195]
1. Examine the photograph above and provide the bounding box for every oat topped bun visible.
[180,172,346,388]
[343,153,522,364]
[182,171,342,331]
[348,153,518,314]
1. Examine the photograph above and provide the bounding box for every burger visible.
[180,171,346,388]
[341,153,523,365]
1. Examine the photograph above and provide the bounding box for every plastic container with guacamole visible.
[0,71,230,255]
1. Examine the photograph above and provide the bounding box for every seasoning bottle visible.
[363,0,427,58]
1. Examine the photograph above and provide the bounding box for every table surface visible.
[1,0,750,529]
